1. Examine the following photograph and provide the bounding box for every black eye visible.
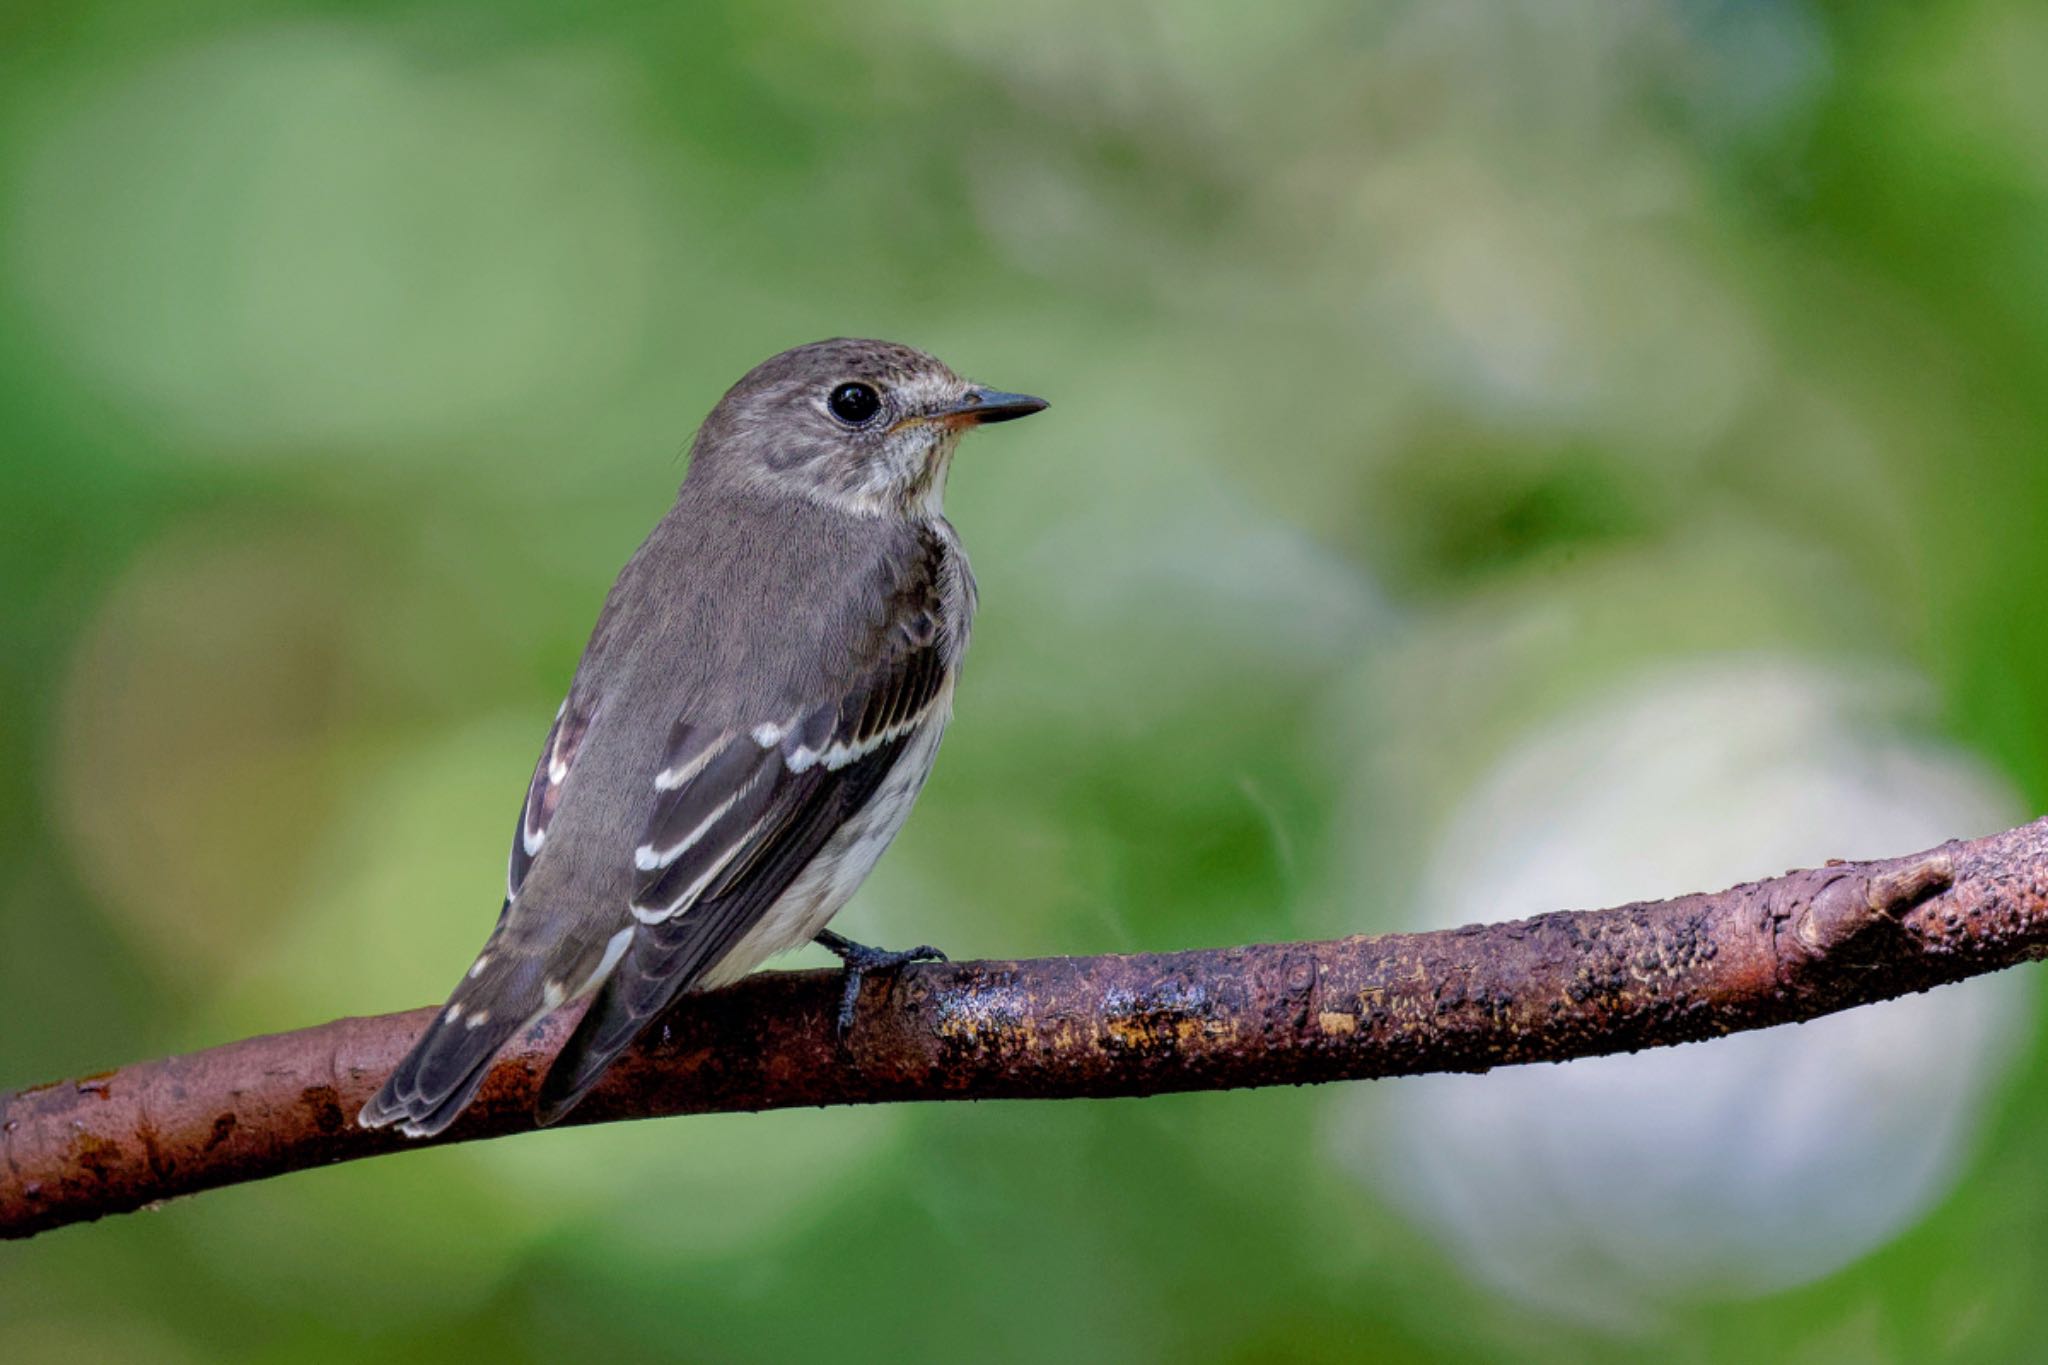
[828,382,882,425]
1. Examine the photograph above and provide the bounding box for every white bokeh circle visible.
[1327,657,2031,1328]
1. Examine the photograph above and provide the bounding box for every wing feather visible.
[634,738,773,876]
[507,700,592,899]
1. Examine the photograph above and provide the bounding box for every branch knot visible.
[1793,850,1955,959]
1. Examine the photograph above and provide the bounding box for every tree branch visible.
[9,816,2048,1240]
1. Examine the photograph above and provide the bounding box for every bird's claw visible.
[813,930,947,1039]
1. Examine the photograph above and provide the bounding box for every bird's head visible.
[688,338,1047,517]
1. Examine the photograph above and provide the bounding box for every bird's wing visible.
[533,558,953,1124]
[508,697,595,900]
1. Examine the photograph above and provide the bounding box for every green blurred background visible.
[8,0,2048,1359]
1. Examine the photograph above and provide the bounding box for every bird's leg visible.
[813,929,948,1038]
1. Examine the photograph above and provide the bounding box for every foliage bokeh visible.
[8,1,2048,1359]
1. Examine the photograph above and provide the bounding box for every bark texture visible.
[8,817,2048,1240]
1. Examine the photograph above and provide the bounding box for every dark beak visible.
[939,387,1049,426]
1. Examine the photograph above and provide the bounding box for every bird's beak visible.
[935,387,1049,427]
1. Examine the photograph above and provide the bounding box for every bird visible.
[358,338,1046,1138]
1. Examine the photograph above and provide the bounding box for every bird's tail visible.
[359,912,610,1139]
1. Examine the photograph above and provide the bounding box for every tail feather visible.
[360,937,562,1138]
[532,973,656,1128]
[531,906,756,1127]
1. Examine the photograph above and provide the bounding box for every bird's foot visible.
[813,929,948,1039]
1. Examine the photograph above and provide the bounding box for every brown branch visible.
[8,816,2048,1240]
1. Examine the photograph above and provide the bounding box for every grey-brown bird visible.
[359,338,1045,1137]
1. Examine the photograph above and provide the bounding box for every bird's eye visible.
[827,382,882,425]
